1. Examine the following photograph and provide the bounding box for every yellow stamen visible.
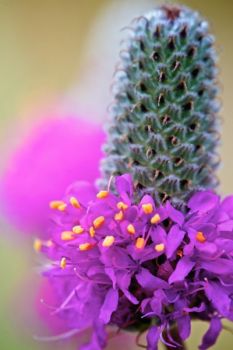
[61,231,75,241]
[33,238,42,252]
[89,226,95,237]
[196,231,206,243]
[114,210,124,221]
[97,190,109,199]
[150,213,161,224]
[72,225,84,234]
[135,237,145,249]
[127,224,136,235]
[69,196,81,208]
[93,216,105,229]
[102,235,115,247]
[155,243,165,252]
[79,242,93,251]
[142,203,153,214]
[49,200,67,211]
[117,201,128,210]
[60,257,67,269]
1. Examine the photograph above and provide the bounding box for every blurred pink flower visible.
[0,116,105,238]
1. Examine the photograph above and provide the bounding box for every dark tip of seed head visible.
[161,5,181,21]
[152,51,160,61]
[140,82,147,92]
[140,40,145,51]
[154,25,161,39]
[161,115,170,125]
[176,80,186,92]
[180,25,187,39]
[187,46,197,58]
[182,101,193,112]
[140,103,148,113]
[167,36,176,50]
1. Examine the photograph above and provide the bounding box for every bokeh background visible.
[0,1,233,349]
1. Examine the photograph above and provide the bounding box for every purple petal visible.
[146,326,160,350]
[205,281,231,318]
[188,191,219,213]
[166,201,184,225]
[199,317,222,350]
[115,174,133,199]
[169,257,195,284]
[136,268,168,291]
[201,258,233,276]
[66,181,96,207]
[166,225,185,259]
[177,314,191,340]
[99,288,118,324]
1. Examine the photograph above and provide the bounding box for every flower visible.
[0,116,105,237]
[37,174,233,349]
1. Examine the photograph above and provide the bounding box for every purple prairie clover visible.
[36,174,233,349]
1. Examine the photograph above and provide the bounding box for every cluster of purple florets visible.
[37,175,233,350]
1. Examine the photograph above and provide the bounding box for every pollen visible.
[69,196,81,208]
[135,237,145,249]
[150,213,161,224]
[155,243,165,252]
[79,242,93,251]
[93,216,105,229]
[127,224,136,235]
[60,257,67,269]
[49,200,67,211]
[177,249,183,258]
[72,225,84,234]
[33,238,42,252]
[102,235,115,247]
[89,226,95,237]
[114,210,124,221]
[117,201,128,210]
[142,203,153,214]
[196,231,206,243]
[97,190,109,199]
[61,231,75,241]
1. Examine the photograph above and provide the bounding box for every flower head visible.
[1,116,105,237]
[38,174,233,349]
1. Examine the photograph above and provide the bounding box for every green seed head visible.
[100,5,220,209]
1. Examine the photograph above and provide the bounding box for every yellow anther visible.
[102,235,115,247]
[155,243,165,252]
[196,231,206,243]
[127,224,136,235]
[117,201,128,210]
[49,200,67,211]
[60,257,67,269]
[150,213,161,224]
[97,190,109,199]
[142,203,153,214]
[72,225,84,234]
[79,242,93,251]
[61,231,75,241]
[135,237,145,249]
[114,210,124,221]
[33,238,42,252]
[89,226,95,237]
[69,196,81,208]
[93,216,105,229]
